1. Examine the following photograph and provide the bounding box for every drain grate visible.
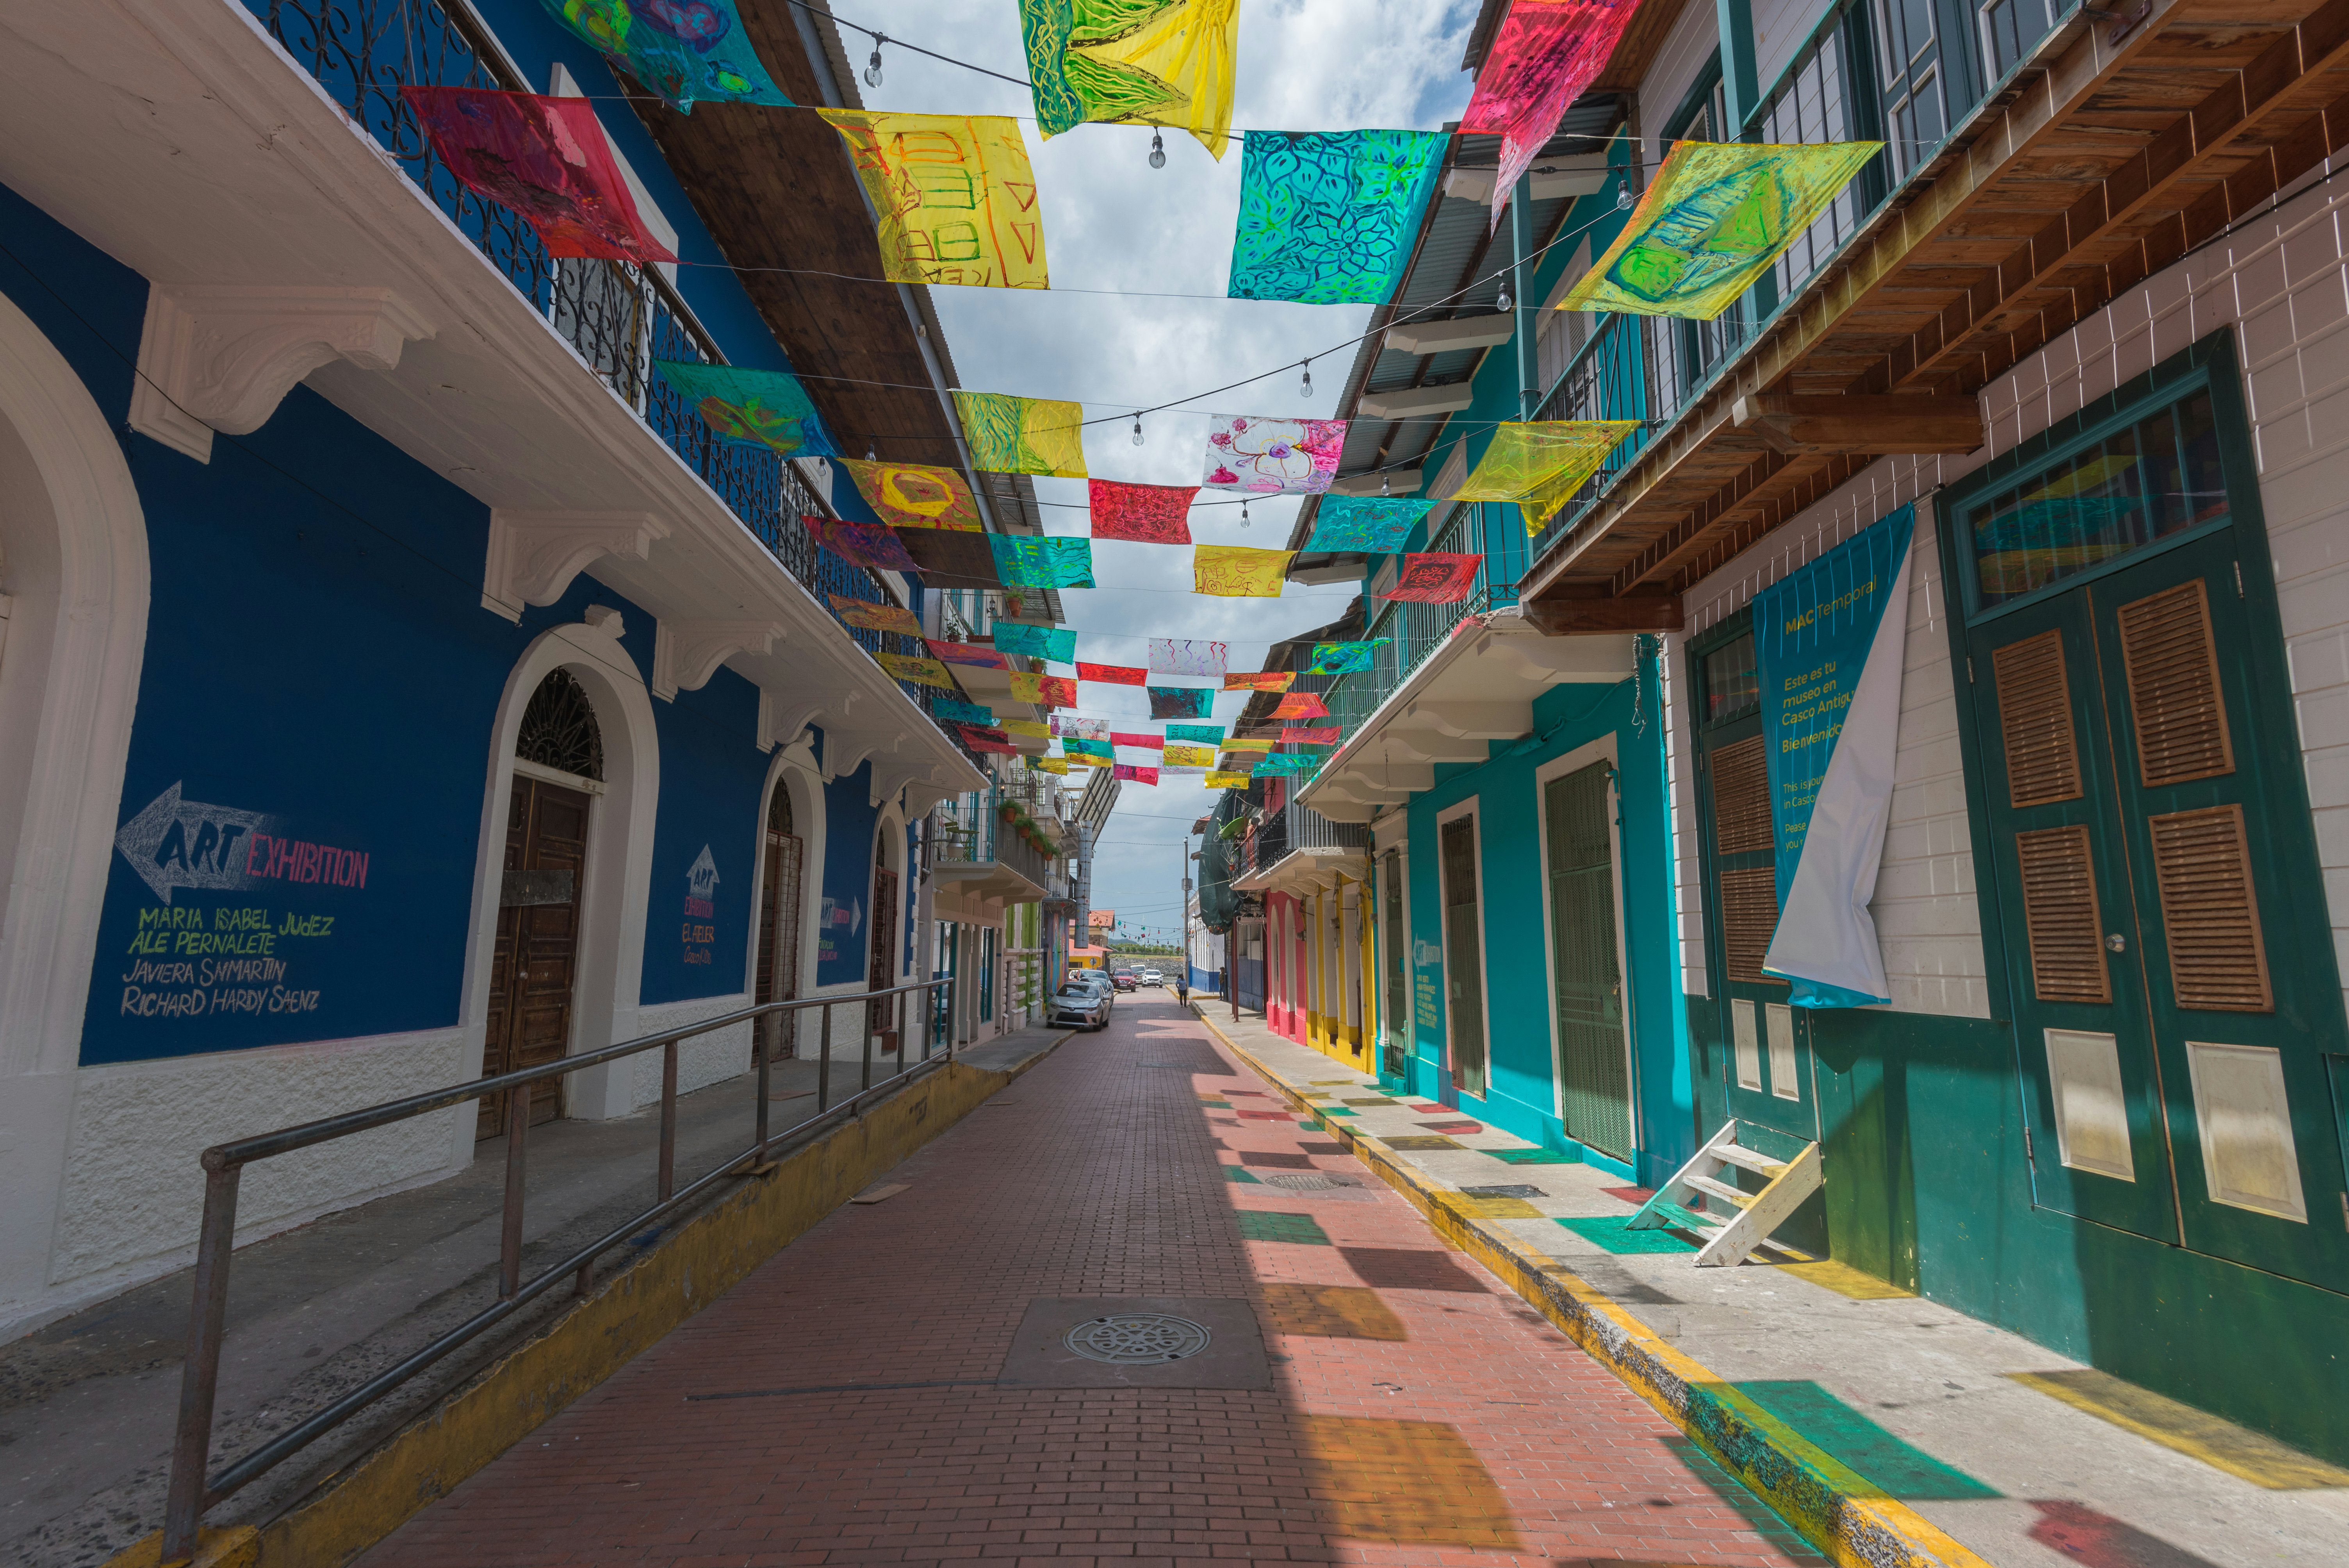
[1461,1184,1545,1199]
[1063,1313,1212,1364]
[1261,1173,1359,1191]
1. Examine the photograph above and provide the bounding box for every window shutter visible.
[2014,825,2109,1003]
[1711,734,1773,855]
[2117,580,2235,787]
[1992,630,2083,806]
[1718,865,1783,985]
[2149,804,2272,1012]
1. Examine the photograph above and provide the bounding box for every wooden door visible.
[1546,762,1633,1160]
[869,865,898,1051]
[479,777,590,1139]
[754,787,803,1012]
[1438,815,1488,1101]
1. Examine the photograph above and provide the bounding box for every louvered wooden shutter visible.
[1993,631,2083,806]
[1718,866,1783,985]
[2117,580,2235,787]
[2014,825,2109,1003]
[2149,804,2272,1011]
[1711,735,1772,855]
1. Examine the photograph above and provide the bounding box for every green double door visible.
[1544,763,1634,1160]
[1969,532,2349,1291]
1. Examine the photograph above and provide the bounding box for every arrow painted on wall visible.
[113,782,278,904]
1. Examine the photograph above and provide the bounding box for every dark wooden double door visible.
[479,777,589,1139]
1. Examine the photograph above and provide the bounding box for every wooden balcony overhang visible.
[1519,0,2349,621]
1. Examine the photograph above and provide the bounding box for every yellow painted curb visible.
[110,1037,1070,1568]
[1191,1009,1992,1568]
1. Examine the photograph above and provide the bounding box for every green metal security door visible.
[1545,762,1632,1159]
[1439,815,1489,1101]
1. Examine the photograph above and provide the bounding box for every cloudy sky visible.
[849,0,1481,944]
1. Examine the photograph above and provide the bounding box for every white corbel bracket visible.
[654,619,784,702]
[482,510,669,622]
[128,283,435,463]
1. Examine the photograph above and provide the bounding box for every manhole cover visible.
[1262,1173,1358,1190]
[1063,1314,1212,1363]
[1461,1184,1545,1198]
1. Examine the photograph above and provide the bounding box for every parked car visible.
[1110,971,1139,992]
[1139,969,1163,987]
[1049,978,1113,1031]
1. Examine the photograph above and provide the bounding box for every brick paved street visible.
[359,997,1821,1566]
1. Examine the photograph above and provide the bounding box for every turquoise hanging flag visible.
[539,0,793,112]
[654,362,838,458]
[1753,504,1916,1008]
[1228,130,1445,305]
[992,622,1078,664]
[988,534,1097,590]
[1304,495,1433,553]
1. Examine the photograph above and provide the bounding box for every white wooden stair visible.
[1625,1121,1822,1267]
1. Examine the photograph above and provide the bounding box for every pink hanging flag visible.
[1089,479,1199,543]
[1379,552,1483,603]
[402,88,678,264]
[1077,662,1149,685]
[1461,2,1640,232]
[1282,725,1342,744]
[1111,731,1165,750]
[804,514,920,574]
[958,725,1021,754]
[1271,691,1330,720]
[1113,764,1161,785]
[930,640,1011,670]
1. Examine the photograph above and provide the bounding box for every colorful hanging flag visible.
[1272,691,1331,718]
[953,391,1087,477]
[929,640,1010,670]
[1453,421,1641,532]
[657,363,838,458]
[1563,140,1881,320]
[1027,754,1071,774]
[989,534,1097,589]
[536,0,791,112]
[1089,479,1198,543]
[1222,670,1294,692]
[806,514,920,574]
[876,652,961,690]
[993,622,1078,663]
[1010,671,1079,707]
[1064,737,1114,760]
[830,594,921,634]
[1221,736,1273,753]
[1205,771,1254,789]
[1166,723,1224,744]
[1162,744,1217,768]
[401,89,678,264]
[1380,553,1482,603]
[841,459,982,531]
[959,725,1020,754]
[1002,718,1053,740]
[1193,544,1292,597]
[896,531,1003,589]
[1282,724,1340,743]
[1064,752,1111,767]
[934,698,994,725]
[1113,764,1161,784]
[1227,130,1445,305]
[1203,415,1346,494]
[1305,495,1433,554]
[816,111,1048,289]
[1111,731,1164,750]
[1302,641,1384,675]
[1077,662,1148,685]
[1255,752,1318,774]
[1018,0,1238,159]
[1052,716,1109,739]
[1461,0,1643,232]
[1149,686,1215,720]
[1149,638,1228,676]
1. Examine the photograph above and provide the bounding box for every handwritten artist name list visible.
[120,905,335,1018]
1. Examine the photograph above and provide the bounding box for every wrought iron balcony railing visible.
[243,0,968,749]
[930,784,1059,897]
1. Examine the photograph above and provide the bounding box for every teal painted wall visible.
[1403,652,1695,1186]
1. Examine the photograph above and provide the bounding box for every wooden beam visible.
[1731,394,1985,453]
[1520,593,1684,634]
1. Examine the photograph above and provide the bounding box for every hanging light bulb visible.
[1616,177,1634,210]
[1240,499,1251,529]
[1131,413,1145,447]
[1495,281,1513,312]
[865,32,885,87]
[1299,359,1313,399]
[865,444,877,461]
[1380,472,1391,497]
[1149,129,1166,170]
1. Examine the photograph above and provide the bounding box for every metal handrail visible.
[161,977,952,1559]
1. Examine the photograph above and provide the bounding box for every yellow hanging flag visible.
[1021,0,1239,160]
[1001,718,1053,740]
[841,459,985,531]
[1205,771,1253,788]
[1163,743,1217,768]
[1562,141,1880,321]
[1453,422,1642,533]
[953,391,1087,478]
[1193,543,1292,597]
[876,652,961,690]
[816,111,1049,290]
[1220,736,1273,752]
[1027,754,1071,774]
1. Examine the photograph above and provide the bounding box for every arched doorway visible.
[754,779,804,1025]
[868,827,899,1054]
[481,668,602,1137]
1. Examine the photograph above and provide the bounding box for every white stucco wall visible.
[1668,164,2349,1024]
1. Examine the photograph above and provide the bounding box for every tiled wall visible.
[1667,167,2349,1021]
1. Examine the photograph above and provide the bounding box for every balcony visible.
[1232,799,1371,895]
[931,782,1064,905]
